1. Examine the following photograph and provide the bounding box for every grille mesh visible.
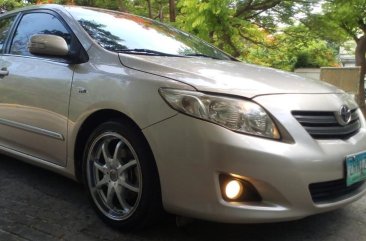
[309,179,365,203]
[292,109,360,139]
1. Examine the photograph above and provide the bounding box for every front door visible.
[0,11,75,166]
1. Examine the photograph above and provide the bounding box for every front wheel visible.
[83,120,162,230]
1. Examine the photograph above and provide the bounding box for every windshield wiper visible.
[184,53,221,60]
[116,48,184,57]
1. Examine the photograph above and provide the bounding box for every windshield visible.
[67,7,233,60]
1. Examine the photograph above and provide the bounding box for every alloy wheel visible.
[86,132,142,221]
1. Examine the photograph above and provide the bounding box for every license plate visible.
[346,151,366,186]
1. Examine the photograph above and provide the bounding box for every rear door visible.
[0,10,75,166]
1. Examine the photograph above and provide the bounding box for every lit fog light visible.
[219,174,262,202]
[225,180,243,200]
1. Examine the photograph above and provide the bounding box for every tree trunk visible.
[158,2,163,21]
[222,32,240,57]
[355,35,366,116]
[147,0,152,18]
[117,0,125,11]
[169,0,176,22]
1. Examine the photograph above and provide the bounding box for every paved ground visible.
[0,155,365,241]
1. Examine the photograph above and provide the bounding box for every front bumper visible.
[142,93,366,223]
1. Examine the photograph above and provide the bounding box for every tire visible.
[82,120,162,230]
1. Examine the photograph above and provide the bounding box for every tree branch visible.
[235,0,282,18]
[245,9,268,20]
[340,22,359,42]
[238,30,276,49]
[358,19,366,34]
[220,31,241,57]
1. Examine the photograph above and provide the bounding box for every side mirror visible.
[28,34,69,56]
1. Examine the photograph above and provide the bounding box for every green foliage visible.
[0,0,26,10]
[245,27,338,71]
[177,0,272,57]
[305,0,366,45]
[294,43,338,69]
[177,0,337,70]
[323,0,366,33]
[7,0,338,72]
[177,0,233,40]
[303,0,366,109]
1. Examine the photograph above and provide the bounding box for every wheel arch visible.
[73,109,159,185]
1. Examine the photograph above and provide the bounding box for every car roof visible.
[0,4,134,18]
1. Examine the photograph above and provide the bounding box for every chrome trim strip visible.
[0,118,64,141]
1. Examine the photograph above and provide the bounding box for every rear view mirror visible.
[28,34,69,56]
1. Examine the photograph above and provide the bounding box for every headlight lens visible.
[159,88,280,139]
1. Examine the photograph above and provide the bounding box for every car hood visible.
[119,54,342,98]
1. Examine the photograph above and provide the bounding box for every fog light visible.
[219,174,262,202]
[225,180,243,200]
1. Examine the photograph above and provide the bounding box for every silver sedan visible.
[0,4,365,230]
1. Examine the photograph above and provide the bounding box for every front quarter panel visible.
[67,46,193,170]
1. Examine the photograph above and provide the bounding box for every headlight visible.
[159,88,280,140]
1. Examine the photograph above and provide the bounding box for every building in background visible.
[340,41,356,67]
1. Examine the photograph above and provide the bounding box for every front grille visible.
[309,179,365,203]
[292,109,360,139]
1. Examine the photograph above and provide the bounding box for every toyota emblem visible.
[336,105,352,126]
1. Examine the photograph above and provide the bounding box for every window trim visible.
[0,13,20,55]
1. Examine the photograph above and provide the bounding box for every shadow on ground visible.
[0,155,364,241]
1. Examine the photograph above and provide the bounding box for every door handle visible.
[0,67,9,77]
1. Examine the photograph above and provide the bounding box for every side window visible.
[0,16,15,52]
[10,12,71,56]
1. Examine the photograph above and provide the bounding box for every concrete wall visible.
[320,67,360,93]
[320,67,361,104]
